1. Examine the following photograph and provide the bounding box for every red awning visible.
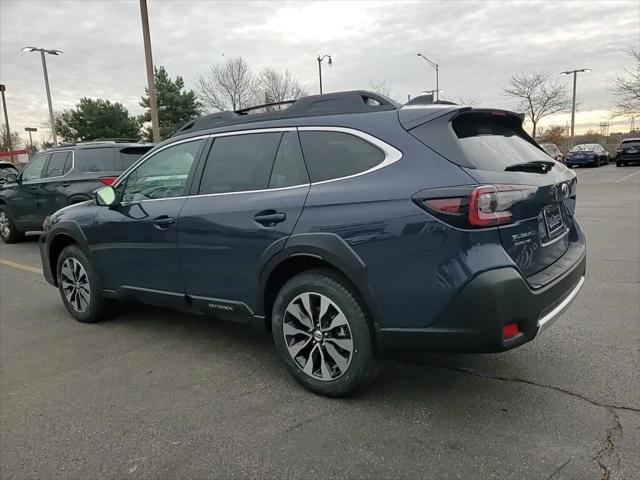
[0,149,28,157]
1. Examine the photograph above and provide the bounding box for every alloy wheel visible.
[60,257,91,313]
[0,211,10,239]
[282,292,353,381]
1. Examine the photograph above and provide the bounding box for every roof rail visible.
[172,90,400,137]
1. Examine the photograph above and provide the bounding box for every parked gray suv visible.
[0,140,153,243]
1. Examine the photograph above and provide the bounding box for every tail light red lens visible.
[502,323,520,339]
[98,176,118,186]
[415,184,537,228]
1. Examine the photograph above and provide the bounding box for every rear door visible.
[410,110,578,278]
[37,150,74,215]
[178,130,309,316]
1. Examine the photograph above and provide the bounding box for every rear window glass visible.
[448,113,550,171]
[119,146,153,169]
[298,131,385,183]
[620,139,640,146]
[570,144,600,152]
[80,148,117,172]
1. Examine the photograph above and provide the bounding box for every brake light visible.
[502,323,520,339]
[98,176,118,186]
[414,184,537,228]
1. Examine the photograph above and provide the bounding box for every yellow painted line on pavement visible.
[0,258,43,274]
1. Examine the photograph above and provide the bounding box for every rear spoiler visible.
[399,106,525,131]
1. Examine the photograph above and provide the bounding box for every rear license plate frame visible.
[543,203,565,239]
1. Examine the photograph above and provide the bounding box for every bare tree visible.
[258,68,308,109]
[367,79,392,98]
[610,46,640,118]
[442,95,480,106]
[0,125,22,151]
[196,56,258,112]
[502,71,571,139]
[537,125,566,146]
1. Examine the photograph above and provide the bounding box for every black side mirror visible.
[3,173,18,183]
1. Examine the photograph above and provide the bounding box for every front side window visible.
[199,132,282,194]
[298,131,385,183]
[44,151,72,178]
[121,140,203,202]
[21,154,50,181]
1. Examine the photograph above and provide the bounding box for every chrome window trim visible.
[114,125,402,204]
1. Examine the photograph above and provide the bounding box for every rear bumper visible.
[616,155,640,163]
[566,157,597,166]
[378,249,586,353]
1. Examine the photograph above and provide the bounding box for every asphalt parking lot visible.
[1,164,638,480]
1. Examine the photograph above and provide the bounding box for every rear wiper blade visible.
[505,161,555,173]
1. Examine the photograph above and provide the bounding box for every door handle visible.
[61,183,71,187]
[254,210,286,227]
[152,215,175,230]
[29,185,37,190]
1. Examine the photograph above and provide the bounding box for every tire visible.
[272,268,378,397]
[56,244,112,323]
[0,204,25,244]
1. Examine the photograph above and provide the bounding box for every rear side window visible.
[119,146,153,169]
[299,131,385,182]
[411,112,550,171]
[199,132,282,194]
[80,148,117,172]
[44,151,72,178]
[269,132,309,188]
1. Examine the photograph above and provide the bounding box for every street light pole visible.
[0,84,10,141]
[560,68,590,148]
[25,127,37,156]
[140,0,160,143]
[417,53,439,101]
[21,46,62,146]
[39,50,57,146]
[317,54,332,94]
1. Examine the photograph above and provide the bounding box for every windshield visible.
[570,144,599,152]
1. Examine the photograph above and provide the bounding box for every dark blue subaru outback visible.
[40,91,586,396]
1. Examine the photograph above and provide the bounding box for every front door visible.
[90,139,205,299]
[179,131,309,317]
[11,153,50,230]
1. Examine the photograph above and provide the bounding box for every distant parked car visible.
[565,143,609,167]
[615,138,640,167]
[539,143,563,163]
[0,140,153,243]
[0,161,20,185]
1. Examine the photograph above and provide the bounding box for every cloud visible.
[0,0,637,143]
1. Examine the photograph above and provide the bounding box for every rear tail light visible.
[98,176,118,186]
[415,184,537,228]
[502,323,520,339]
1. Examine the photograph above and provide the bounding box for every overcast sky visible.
[1,0,638,143]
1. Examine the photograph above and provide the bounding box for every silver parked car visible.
[539,143,563,163]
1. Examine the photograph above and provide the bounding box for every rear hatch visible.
[405,108,578,279]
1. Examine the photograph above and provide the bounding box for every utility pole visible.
[140,0,160,142]
[0,84,10,142]
[560,68,590,148]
